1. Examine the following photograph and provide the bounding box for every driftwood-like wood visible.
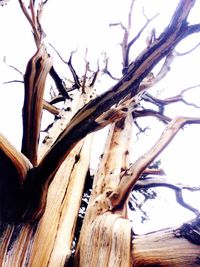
[0,88,94,266]
[74,115,133,267]
[21,45,53,166]
[35,0,200,191]
[0,1,200,266]
[132,224,200,266]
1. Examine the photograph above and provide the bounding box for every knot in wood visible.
[110,192,119,200]
[106,190,113,197]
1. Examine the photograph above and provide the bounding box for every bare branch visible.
[135,177,200,216]
[21,45,53,165]
[81,48,89,93]
[109,1,137,73]
[49,95,65,105]
[142,168,165,176]
[139,51,176,92]
[18,0,42,47]
[133,109,171,123]
[49,43,81,90]
[133,120,150,141]
[141,84,200,110]
[108,116,200,209]
[102,52,120,81]
[123,13,159,74]
[3,57,24,76]
[43,100,60,116]
[67,52,82,90]
[175,41,200,56]
[23,1,200,214]
[48,42,68,64]
[128,0,136,31]
[3,80,24,84]
[109,22,126,31]
[49,66,71,99]
[89,62,100,87]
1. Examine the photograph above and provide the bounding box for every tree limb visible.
[49,66,71,100]
[108,116,200,209]
[141,84,200,109]
[42,100,60,116]
[135,177,200,216]
[21,45,53,165]
[20,0,200,219]
[36,0,200,184]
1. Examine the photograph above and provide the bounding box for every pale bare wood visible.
[29,143,83,267]
[38,90,83,161]
[0,225,35,267]
[27,88,96,266]
[132,227,200,266]
[92,115,133,198]
[0,85,95,266]
[21,44,53,166]
[29,136,92,267]
[0,133,32,182]
[1,2,200,267]
[42,100,60,116]
[75,115,133,266]
[108,116,200,209]
[77,213,131,267]
[47,135,93,267]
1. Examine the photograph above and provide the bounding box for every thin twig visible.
[135,177,200,215]
[3,80,24,84]
[123,13,159,74]
[3,57,24,76]
[175,41,200,56]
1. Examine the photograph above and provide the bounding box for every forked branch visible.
[19,1,53,165]
[108,116,200,209]
[18,0,43,48]
[135,177,200,216]
[35,0,200,188]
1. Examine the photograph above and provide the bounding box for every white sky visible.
[0,0,200,232]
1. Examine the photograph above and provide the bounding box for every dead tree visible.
[0,0,200,266]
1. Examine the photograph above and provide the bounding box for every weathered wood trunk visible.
[73,115,200,267]
[0,84,200,267]
[132,227,200,266]
[0,1,200,266]
[74,115,133,267]
[0,90,94,266]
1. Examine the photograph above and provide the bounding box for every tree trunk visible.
[74,115,133,267]
[0,1,200,266]
[132,227,200,266]
[73,114,200,267]
[0,108,200,267]
[0,90,94,267]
